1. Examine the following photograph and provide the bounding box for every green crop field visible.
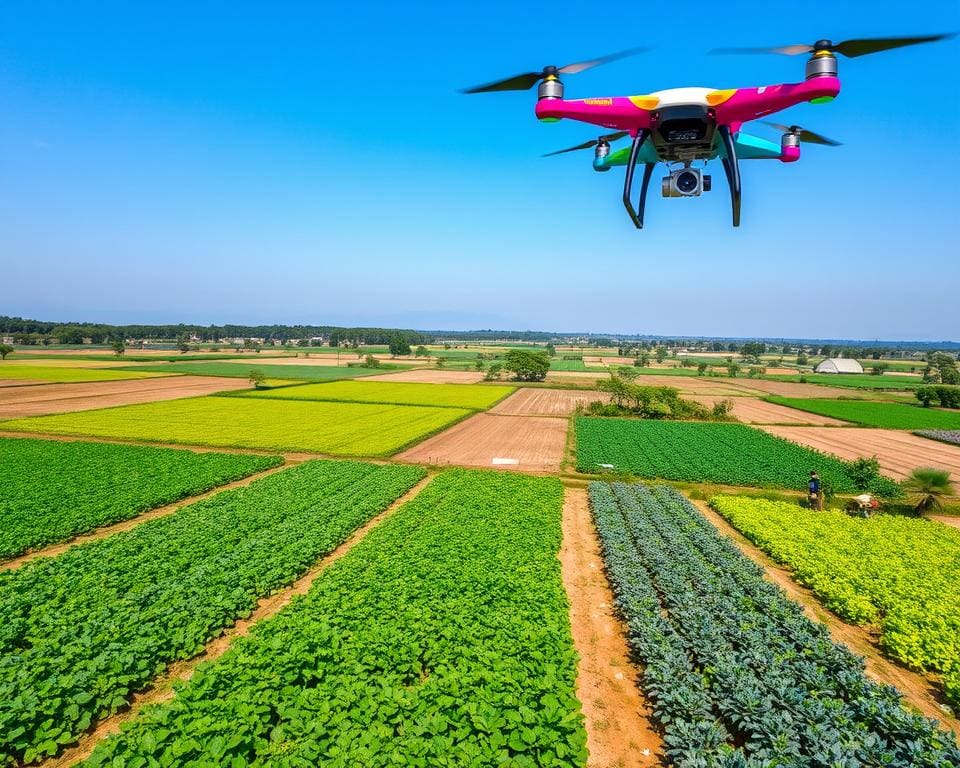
[574,417,899,494]
[767,397,960,429]
[82,469,587,768]
[766,372,924,390]
[0,460,425,764]
[2,397,471,456]
[229,379,515,409]
[0,365,168,383]
[0,437,280,559]
[711,496,960,708]
[122,361,399,381]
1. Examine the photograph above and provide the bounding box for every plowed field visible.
[687,396,848,425]
[490,388,610,416]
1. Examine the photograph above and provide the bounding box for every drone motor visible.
[662,168,711,198]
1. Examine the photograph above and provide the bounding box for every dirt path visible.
[689,498,959,732]
[40,473,435,768]
[686,396,848,425]
[931,515,960,531]
[490,388,609,417]
[560,487,661,767]
[1,462,296,571]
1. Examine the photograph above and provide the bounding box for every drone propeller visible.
[712,33,954,58]
[462,48,648,93]
[763,121,841,146]
[542,131,629,157]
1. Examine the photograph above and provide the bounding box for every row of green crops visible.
[0,437,281,559]
[227,379,515,410]
[0,460,425,765]
[121,361,400,381]
[82,469,587,767]
[766,373,924,390]
[590,482,959,766]
[766,397,960,429]
[710,496,960,709]
[1,397,472,456]
[0,365,167,383]
[574,417,900,495]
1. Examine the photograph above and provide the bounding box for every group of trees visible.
[484,350,551,382]
[922,353,960,385]
[586,372,732,420]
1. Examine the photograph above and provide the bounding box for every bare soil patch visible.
[690,499,960,731]
[561,486,661,767]
[0,376,247,419]
[490,388,609,417]
[931,515,960,531]
[762,426,960,483]
[397,413,568,471]
[687,396,848,425]
[729,379,867,398]
[364,369,486,384]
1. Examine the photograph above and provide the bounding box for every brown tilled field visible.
[489,388,610,416]
[397,413,568,471]
[686,396,849,425]
[364,369,486,384]
[0,376,247,419]
[728,379,872,398]
[761,426,960,482]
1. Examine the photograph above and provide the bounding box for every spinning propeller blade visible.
[763,121,841,146]
[542,131,629,157]
[462,48,648,93]
[712,33,954,58]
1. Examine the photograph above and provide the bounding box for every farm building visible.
[815,358,864,374]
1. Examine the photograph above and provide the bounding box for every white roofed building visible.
[814,358,864,374]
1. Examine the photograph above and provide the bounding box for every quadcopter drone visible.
[464,34,953,228]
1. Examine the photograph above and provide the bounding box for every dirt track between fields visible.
[0,376,247,419]
[490,388,610,416]
[727,379,874,398]
[38,474,435,768]
[762,426,960,483]
[561,487,661,767]
[364,369,486,384]
[397,413,568,471]
[687,396,849,425]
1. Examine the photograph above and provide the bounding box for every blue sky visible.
[1,1,958,339]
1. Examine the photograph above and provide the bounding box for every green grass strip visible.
[766,397,960,429]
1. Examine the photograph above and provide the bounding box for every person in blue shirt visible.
[808,470,823,510]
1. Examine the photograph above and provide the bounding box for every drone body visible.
[464,35,952,228]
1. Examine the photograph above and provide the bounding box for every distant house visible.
[815,358,864,374]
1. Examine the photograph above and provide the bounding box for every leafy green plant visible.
[766,397,960,429]
[903,467,955,513]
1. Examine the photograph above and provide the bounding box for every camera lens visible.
[676,171,698,194]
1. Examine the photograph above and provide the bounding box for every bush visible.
[842,455,882,492]
[364,355,380,368]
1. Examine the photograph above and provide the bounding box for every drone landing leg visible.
[622,129,650,229]
[718,125,741,227]
[637,163,655,227]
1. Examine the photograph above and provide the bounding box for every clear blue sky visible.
[1,1,958,340]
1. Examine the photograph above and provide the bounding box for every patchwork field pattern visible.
[0,437,281,559]
[574,418,899,494]
[0,460,425,764]
[711,496,960,708]
[766,397,960,430]
[2,397,471,456]
[489,388,610,416]
[84,470,588,767]
[230,380,515,410]
[0,366,168,384]
[124,362,392,381]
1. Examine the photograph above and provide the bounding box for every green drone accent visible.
[809,96,835,104]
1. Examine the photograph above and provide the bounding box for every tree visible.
[484,363,504,381]
[435,356,446,368]
[796,354,809,366]
[546,343,556,357]
[503,349,549,381]
[655,347,667,364]
[475,359,485,371]
[177,335,191,354]
[364,354,380,368]
[871,364,888,376]
[415,345,429,358]
[638,352,650,367]
[726,362,741,378]
[248,369,266,389]
[111,339,125,356]
[388,334,411,357]
[697,362,708,376]
[843,456,882,492]
[902,468,954,513]
[618,366,639,382]
[0,344,13,360]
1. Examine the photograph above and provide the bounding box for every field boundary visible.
[37,472,437,768]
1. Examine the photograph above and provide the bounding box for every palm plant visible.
[902,467,955,513]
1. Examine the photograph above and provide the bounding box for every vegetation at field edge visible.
[766,397,960,430]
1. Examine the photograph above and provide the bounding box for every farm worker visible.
[808,471,824,510]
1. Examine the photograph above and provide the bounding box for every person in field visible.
[808,470,824,510]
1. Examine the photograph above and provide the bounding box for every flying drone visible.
[464,34,953,228]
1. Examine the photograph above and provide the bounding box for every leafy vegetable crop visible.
[0,437,280,559]
[711,495,960,709]
[83,470,588,767]
[591,482,959,766]
[2,397,471,456]
[228,379,515,410]
[0,460,424,765]
[767,397,960,429]
[575,417,899,495]
[916,429,960,447]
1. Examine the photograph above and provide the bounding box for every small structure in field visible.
[815,358,864,374]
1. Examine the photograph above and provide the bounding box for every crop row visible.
[0,460,425,765]
[0,437,281,559]
[2,397,471,456]
[575,418,899,495]
[916,429,960,447]
[83,469,587,767]
[766,397,960,430]
[590,482,959,766]
[711,496,960,709]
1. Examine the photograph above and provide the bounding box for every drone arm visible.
[718,125,741,227]
[535,97,655,132]
[713,77,841,124]
[622,130,650,229]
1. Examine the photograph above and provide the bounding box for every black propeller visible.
[462,48,648,93]
[712,33,954,58]
[542,131,629,157]
[763,121,841,146]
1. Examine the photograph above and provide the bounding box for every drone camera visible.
[662,169,710,198]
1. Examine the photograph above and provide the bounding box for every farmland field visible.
[490,388,610,416]
[590,482,959,765]
[574,417,899,494]
[0,365,168,383]
[0,460,425,764]
[122,361,396,381]
[83,470,588,767]
[364,368,487,383]
[230,379,515,409]
[766,372,925,390]
[917,429,960,447]
[1,397,470,455]
[0,437,280,559]
[686,395,849,425]
[766,396,960,429]
[711,496,960,707]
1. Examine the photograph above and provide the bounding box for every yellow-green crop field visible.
[229,380,515,409]
[1,397,470,456]
[0,366,170,383]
